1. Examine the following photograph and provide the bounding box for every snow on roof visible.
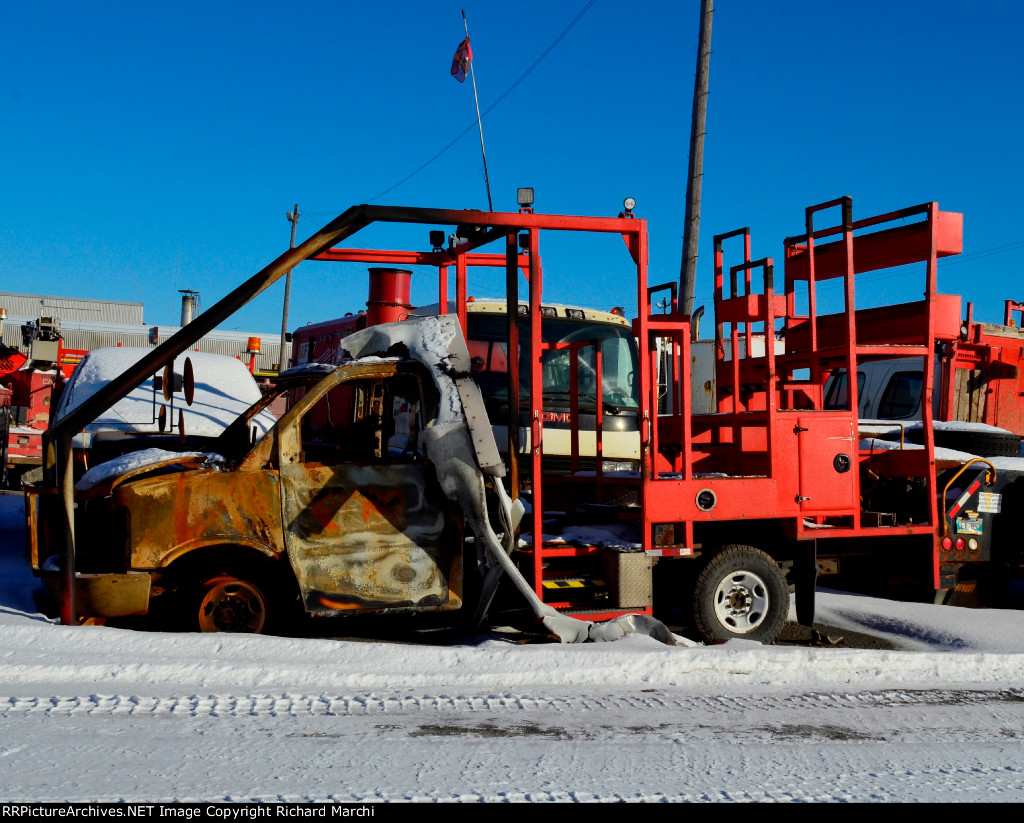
[859,438,982,463]
[54,347,274,439]
[859,419,1016,435]
[912,420,1015,434]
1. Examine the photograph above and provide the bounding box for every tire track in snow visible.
[1,687,1021,718]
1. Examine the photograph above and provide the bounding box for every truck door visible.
[796,414,859,514]
[278,372,455,616]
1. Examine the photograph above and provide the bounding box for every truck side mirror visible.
[183,357,195,406]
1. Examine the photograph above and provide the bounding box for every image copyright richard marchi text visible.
[1,808,376,819]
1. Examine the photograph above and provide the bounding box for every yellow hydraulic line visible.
[941,458,997,538]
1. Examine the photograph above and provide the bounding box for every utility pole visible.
[278,205,299,372]
[680,0,713,317]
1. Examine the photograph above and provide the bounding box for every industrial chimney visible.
[179,290,200,326]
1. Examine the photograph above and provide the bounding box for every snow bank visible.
[0,589,1023,696]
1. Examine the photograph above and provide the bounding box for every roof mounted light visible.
[566,308,585,320]
[622,197,636,215]
[517,187,535,210]
[610,306,626,317]
[541,306,558,317]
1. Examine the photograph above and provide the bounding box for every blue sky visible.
[3,1,1023,336]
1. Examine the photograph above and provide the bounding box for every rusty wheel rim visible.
[198,576,267,633]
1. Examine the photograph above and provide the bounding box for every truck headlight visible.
[601,460,638,474]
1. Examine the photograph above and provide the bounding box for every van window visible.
[824,371,865,411]
[877,371,923,419]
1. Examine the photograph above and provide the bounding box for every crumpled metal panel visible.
[342,315,505,476]
[114,469,284,569]
[280,461,451,615]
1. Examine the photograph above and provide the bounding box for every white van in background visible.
[51,347,276,469]
[823,356,936,421]
[823,356,1023,457]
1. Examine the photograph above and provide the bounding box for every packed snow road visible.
[4,683,1024,802]
[4,493,1024,802]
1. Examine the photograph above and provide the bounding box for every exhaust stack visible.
[179,290,200,326]
[366,268,412,326]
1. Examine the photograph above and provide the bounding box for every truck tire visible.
[177,557,296,635]
[692,545,788,644]
[195,574,272,633]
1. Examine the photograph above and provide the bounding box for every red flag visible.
[450,36,472,82]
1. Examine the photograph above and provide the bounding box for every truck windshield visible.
[466,314,639,412]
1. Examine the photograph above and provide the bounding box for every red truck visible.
[1,316,85,486]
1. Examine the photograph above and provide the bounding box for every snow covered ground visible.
[2,492,1024,803]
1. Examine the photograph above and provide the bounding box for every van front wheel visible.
[196,575,269,633]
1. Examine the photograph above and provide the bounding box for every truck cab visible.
[26,346,472,630]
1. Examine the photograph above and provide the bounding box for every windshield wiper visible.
[542,391,625,415]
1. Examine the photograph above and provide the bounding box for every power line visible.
[364,0,598,204]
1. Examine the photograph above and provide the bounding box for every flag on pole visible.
[450,36,472,82]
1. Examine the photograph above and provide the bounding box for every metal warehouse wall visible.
[2,314,283,375]
[0,292,144,325]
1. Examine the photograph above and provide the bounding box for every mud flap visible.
[795,539,817,627]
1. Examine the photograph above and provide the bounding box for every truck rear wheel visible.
[692,545,788,644]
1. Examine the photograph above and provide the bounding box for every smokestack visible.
[179,290,200,326]
[366,268,413,326]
